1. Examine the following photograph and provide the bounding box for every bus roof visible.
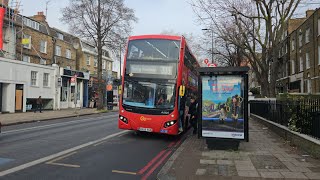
[128,34,182,41]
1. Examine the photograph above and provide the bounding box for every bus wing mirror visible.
[179,85,185,97]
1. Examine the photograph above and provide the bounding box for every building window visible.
[31,71,38,86]
[23,18,40,30]
[55,46,61,56]
[285,45,287,54]
[57,33,64,40]
[318,46,320,65]
[94,57,98,67]
[66,49,71,59]
[306,28,310,43]
[23,55,30,63]
[286,62,289,77]
[307,73,311,93]
[23,34,31,49]
[299,56,303,72]
[299,32,302,47]
[107,61,112,71]
[43,73,49,87]
[60,77,68,102]
[40,40,47,53]
[291,60,295,75]
[306,52,310,69]
[103,50,110,57]
[86,55,90,65]
[318,18,320,36]
[103,60,106,69]
[291,39,295,51]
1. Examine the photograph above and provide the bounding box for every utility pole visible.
[119,44,121,79]
[202,28,214,64]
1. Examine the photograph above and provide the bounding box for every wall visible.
[251,114,320,159]
[16,25,54,65]
[0,57,58,112]
[54,39,77,70]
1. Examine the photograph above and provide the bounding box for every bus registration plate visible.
[138,127,153,132]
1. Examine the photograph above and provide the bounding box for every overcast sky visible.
[19,0,203,36]
[18,0,319,38]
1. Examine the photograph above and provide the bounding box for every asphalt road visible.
[0,112,186,180]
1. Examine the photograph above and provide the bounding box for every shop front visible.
[59,68,89,109]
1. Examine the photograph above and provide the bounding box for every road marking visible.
[117,133,127,138]
[45,162,80,168]
[0,130,128,177]
[2,114,118,134]
[93,141,107,147]
[174,139,182,148]
[167,141,176,148]
[138,150,166,175]
[46,152,79,168]
[112,170,137,175]
[142,150,172,180]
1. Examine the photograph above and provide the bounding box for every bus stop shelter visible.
[197,66,250,150]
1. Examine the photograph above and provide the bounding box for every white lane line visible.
[46,152,80,168]
[2,114,118,134]
[0,130,129,177]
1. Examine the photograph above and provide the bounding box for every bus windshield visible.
[126,39,180,61]
[122,79,176,109]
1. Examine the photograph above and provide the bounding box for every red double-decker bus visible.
[118,35,199,135]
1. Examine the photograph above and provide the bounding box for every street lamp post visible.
[202,28,214,64]
[119,44,122,80]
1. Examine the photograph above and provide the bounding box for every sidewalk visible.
[158,119,320,180]
[0,107,119,126]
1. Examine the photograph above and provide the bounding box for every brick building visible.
[50,27,78,70]
[15,12,54,65]
[276,9,320,94]
[77,40,113,76]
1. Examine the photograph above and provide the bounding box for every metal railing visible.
[250,99,320,139]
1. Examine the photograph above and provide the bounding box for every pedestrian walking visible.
[34,96,43,113]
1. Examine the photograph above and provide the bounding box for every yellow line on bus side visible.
[112,170,137,175]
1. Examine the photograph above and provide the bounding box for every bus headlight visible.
[164,120,177,128]
[119,115,128,124]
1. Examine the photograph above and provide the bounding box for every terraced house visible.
[276,9,320,94]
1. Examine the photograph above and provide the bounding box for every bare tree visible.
[191,0,301,97]
[160,29,206,63]
[61,0,137,110]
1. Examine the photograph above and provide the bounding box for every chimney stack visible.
[306,10,315,18]
[1,0,9,7]
[31,12,46,22]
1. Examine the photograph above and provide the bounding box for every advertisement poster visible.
[202,75,245,139]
